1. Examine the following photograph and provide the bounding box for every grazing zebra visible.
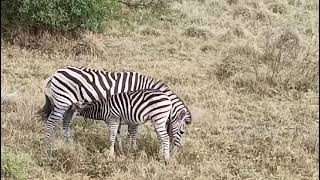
[74,94,188,154]
[39,66,192,148]
[73,89,185,160]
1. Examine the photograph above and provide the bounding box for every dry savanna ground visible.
[1,0,319,179]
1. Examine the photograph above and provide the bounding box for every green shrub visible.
[1,0,119,32]
[1,0,22,23]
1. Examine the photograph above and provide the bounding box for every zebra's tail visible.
[37,76,54,122]
[37,94,53,122]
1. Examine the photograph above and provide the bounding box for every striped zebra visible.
[75,91,188,154]
[73,89,186,159]
[39,66,192,148]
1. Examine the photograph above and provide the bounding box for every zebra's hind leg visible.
[128,125,139,151]
[107,118,120,158]
[63,106,75,144]
[45,106,68,150]
[116,125,123,154]
[151,117,170,160]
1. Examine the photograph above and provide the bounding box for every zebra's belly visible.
[120,117,148,126]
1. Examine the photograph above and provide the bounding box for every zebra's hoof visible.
[104,149,115,159]
[46,149,53,158]
[109,154,116,161]
[117,146,124,155]
[117,154,126,160]
[157,156,169,164]
[64,138,73,144]
[109,153,115,158]
[118,150,124,155]
[130,146,138,153]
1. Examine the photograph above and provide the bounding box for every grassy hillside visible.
[1,0,319,179]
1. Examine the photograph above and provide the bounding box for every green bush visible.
[1,0,119,32]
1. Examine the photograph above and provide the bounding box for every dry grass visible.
[1,0,319,179]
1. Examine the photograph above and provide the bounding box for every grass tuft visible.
[1,147,33,180]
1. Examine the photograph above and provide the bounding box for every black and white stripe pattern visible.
[40,66,192,147]
[73,89,175,159]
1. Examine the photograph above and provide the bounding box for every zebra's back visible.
[48,66,169,104]
[109,89,172,125]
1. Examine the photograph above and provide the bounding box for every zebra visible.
[38,66,192,148]
[72,89,186,160]
[74,93,188,154]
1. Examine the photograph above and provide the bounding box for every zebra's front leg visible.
[108,119,120,158]
[152,119,170,160]
[128,125,139,151]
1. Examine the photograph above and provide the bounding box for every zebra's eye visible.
[180,127,185,134]
[181,123,186,129]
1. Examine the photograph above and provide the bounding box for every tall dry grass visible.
[1,0,319,179]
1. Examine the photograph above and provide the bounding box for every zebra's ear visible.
[177,109,186,122]
[167,121,173,140]
[185,116,191,125]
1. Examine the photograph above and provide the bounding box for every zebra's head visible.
[168,109,189,148]
[72,100,110,120]
[72,100,88,115]
[183,108,192,125]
